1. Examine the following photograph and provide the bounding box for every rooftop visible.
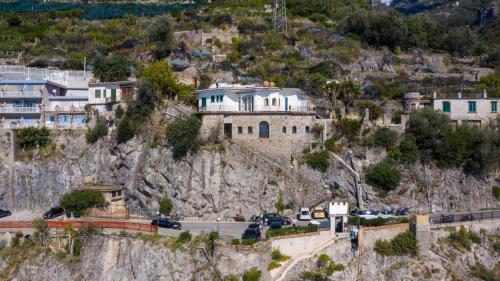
[77,184,125,192]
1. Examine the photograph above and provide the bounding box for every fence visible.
[430,211,500,224]
[0,220,158,234]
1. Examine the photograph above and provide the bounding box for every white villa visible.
[88,81,136,113]
[196,83,310,113]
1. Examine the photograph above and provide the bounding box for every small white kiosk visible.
[328,202,349,235]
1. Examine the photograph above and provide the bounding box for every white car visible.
[355,210,380,220]
[308,220,321,226]
[298,207,311,220]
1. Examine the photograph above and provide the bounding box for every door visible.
[285,97,288,111]
[224,123,232,139]
[259,121,270,138]
[111,89,117,102]
[201,97,207,109]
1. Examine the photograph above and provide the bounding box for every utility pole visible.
[272,0,287,34]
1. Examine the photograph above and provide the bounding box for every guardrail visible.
[0,106,41,113]
[0,220,158,234]
[430,210,500,224]
[0,91,42,98]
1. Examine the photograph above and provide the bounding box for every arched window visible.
[305,126,310,133]
[264,98,269,106]
[282,126,287,133]
[259,121,270,138]
[272,98,277,106]
[211,95,215,103]
[292,126,297,134]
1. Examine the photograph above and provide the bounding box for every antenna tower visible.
[272,0,287,34]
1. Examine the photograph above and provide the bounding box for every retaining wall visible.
[0,220,158,234]
[271,231,332,258]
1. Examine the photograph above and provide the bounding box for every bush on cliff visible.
[16,127,50,149]
[165,116,201,160]
[374,230,417,256]
[60,190,108,218]
[306,150,330,172]
[85,116,108,144]
[365,161,402,192]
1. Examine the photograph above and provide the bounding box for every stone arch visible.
[259,121,270,138]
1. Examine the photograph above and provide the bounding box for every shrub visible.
[306,150,330,172]
[159,196,173,217]
[7,15,21,27]
[115,105,124,119]
[317,254,331,268]
[177,231,192,243]
[149,15,175,59]
[365,161,402,192]
[373,127,398,149]
[447,226,481,251]
[324,137,341,153]
[230,239,240,245]
[336,118,362,142]
[301,271,328,281]
[374,230,417,256]
[242,268,262,281]
[311,123,324,139]
[241,238,257,245]
[85,117,108,144]
[116,116,135,144]
[274,196,285,214]
[493,186,500,200]
[470,263,498,281]
[268,261,280,270]
[32,218,49,245]
[93,54,132,82]
[15,127,50,150]
[357,100,383,121]
[271,249,289,262]
[165,116,201,160]
[266,224,318,238]
[59,190,107,218]
[11,231,23,247]
[397,136,419,164]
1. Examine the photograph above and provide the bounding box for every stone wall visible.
[358,224,410,251]
[200,113,318,160]
[271,231,332,258]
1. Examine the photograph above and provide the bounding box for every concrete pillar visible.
[410,215,431,257]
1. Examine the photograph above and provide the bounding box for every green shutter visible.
[443,101,451,113]
[95,89,101,98]
[491,101,497,112]
[468,101,477,112]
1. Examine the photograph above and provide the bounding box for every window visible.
[468,101,477,113]
[248,126,253,134]
[95,89,101,99]
[112,190,122,198]
[238,126,243,134]
[264,98,269,106]
[491,101,497,113]
[211,95,215,103]
[216,95,220,102]
[305,126,310,133]
[282,126,287,133]
[442,101,451,113]
[272,98,277,106]
[220,95,224,102]
[292,126,297,134]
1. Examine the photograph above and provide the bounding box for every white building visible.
[196,83,311,113]
[88,81,136,112]
[433,92,499,126]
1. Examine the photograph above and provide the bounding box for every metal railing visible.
[0,91,43,98]
[199,104,314,113]
[430,210,500,224]
[0,106,41,113]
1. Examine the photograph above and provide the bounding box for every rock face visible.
[0,128,497,218]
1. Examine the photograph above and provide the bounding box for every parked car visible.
[250,215,262,222]
[261,213,284,226]
[282,216,292,225]
[43,206,64,219]
[298,208,311,220]
[0,209,11,218]
[355,210,380,220]
[308,220,321,226]
[151,218,182,230]
[269,221,282,230]
[242,228,261,240]
[312,207,326,219]
[248,223,260,230]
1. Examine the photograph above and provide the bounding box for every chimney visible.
[483,89,487,99]
[457,92,462,99]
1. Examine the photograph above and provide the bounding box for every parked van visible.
[298,207,311,220]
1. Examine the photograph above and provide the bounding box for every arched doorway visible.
[259,121,270,138]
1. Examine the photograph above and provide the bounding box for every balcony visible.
[53,105,85,113]
[0,91,42,98]
[0,106,41,114]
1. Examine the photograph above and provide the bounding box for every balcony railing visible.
[0,106,41,113]
[53,106,85,113]
[199,104,314,113]
[0,91,43,98]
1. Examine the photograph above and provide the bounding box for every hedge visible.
[266,224,319,238]
[348,216,409,227]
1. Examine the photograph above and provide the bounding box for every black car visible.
[0,209,11,218]
[242,228,261,240]
[282,216,292,225]
[43,206,64,219]
[261,213,284,226]
[269,221,282,230]
[248,223,260,229]
[151,218,182,230]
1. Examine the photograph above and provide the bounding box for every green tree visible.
[85,116,108,144]
[373,127,398,149]
[32,218,49,246]
[165,116,201,160]
[93,55,132,82]
[7,15,21,27]
[306,150,330,172]
[60,190,107,218]
[336,118,362,142]
[141,60,185,99]
[149,15,175,59]
[397,136,419,164]
[242,268,262,281]
[159,196,173,217]
[116,116,135,144]
[365,161,402,192]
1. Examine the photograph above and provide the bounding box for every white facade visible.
[433,97,499,125]
[196,83,311,113]
[88,81,135,106]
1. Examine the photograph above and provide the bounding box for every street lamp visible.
[216,217,221,233]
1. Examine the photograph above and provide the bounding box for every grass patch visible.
[446,226,482,251]
[268,261,281,271]
[493,186,500,200]
[470,263,499,281]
